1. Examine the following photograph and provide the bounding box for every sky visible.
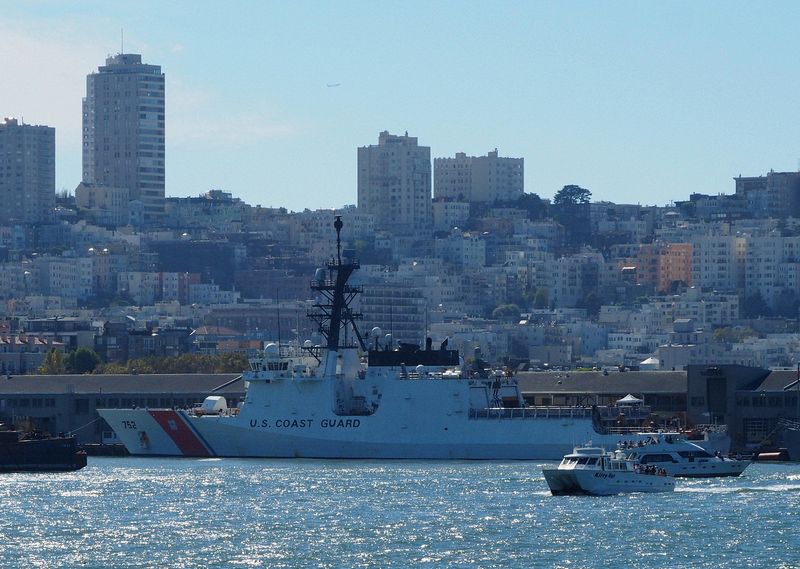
[2,1,800,212]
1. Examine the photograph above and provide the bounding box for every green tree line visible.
[38,349,248,375]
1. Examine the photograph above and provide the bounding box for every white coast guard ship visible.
[99,217,722,460]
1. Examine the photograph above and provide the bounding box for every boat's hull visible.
[0,437,87,472]
[542,467,675,496]
[662,459,749,478]
[99,407,666,460]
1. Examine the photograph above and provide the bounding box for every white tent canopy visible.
[617,394,643,405]
[639,356,659,370]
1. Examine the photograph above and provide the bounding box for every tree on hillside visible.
[577,291,602,319]
[532,287,549,309]
[66,348,101,374]
[741,292,770,318]
[713,327,757,344]
[94,352,249,375]
[38,349,66,375]
[774,288,800,319]
[553,185,592,206]
[492,303,522,322]
[515,192,548,220]
[553,185,593,250]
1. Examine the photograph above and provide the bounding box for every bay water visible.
[0,458,798,568]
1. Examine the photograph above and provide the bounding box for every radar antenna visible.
[334,215,343,265]
[306,216,366,355]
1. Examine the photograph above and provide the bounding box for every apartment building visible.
[357,131,431,236]
[83,53,165,224]
[0,117,55,224]
[434,149,523,203]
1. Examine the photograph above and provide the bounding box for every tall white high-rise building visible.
[0,117,55,224]
[357,131,431,236]
[434,149,523,203]
[82,53,165,225]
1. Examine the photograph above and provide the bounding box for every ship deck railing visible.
[469,406,594,420]
[777,417,800,431]
[692,423,728,434]
[190,408,241,417]
[601,426,662,435]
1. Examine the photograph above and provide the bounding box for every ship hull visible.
[100,406,673,460]
[542,467,675,495]
[0,436,87,472]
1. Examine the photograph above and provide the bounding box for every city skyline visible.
[3,1,800,211]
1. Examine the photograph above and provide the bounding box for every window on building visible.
[742,418,772,444]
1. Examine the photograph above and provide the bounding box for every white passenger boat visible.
[619,433,750,477]
[97,217,730,460]
[542,446,676,496]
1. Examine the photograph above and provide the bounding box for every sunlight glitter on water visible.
[0,459,798,568]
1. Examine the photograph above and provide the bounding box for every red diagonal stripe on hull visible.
[148,410,210,457]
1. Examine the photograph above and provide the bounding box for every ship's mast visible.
[307,216,366,353]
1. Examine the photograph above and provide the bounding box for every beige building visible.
[691,234,746,292]
[75,182,130,227]
[434,149,523,203]
[357,131,431,236]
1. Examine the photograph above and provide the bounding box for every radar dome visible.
[371,327,382,338]
[264,343,280,357]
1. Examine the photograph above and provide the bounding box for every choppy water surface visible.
[0,458,798,568]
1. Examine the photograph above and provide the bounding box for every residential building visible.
[434,229,486,269]
[691,234,746,292]
[82,53,165,224]
[74,182,130,227]
[164,190,250,231]
[358,281,427,346]
[0,117,55,224]
[431,199,470,233]
[434,149,523,203]
[357,131,431,236]
[734,171,800,218]
[31,256,93,303]
[745,235,800,309]
[658,243,692,293]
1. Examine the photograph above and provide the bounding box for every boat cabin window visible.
[678,450,712,459]
[267,361,289,371]
[640,454,674,464]
[586,457,598,465]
